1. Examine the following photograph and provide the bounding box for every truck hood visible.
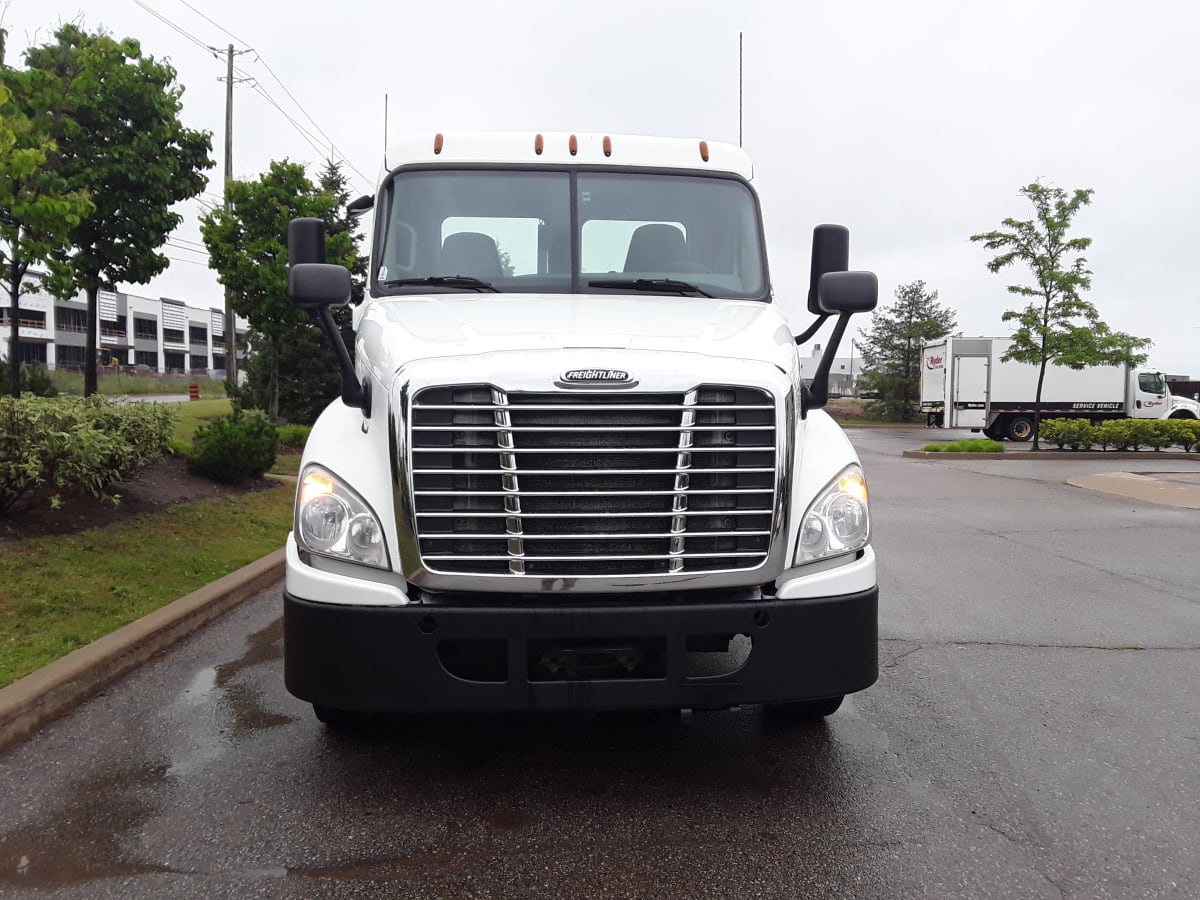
[357,293,800,385]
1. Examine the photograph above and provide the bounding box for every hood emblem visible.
[557,368,637,389]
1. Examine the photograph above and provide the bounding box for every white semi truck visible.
[282,132,880,726]
[920,336,1200,441]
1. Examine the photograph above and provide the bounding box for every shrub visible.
[1162,418,1200,452]
[0,361,58,398]
[187,408,278,483]
[1141,420,1175,451]
[1095,419,1136,450]
[1039,418,1096,451]
[275,424,311,452]
[921,439,1004,453]
[0,396,177,513]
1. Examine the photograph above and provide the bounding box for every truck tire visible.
[763,695,844,722]
[1006,416,1035,442]
[313,704,369,729]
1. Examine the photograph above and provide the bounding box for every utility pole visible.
[223,43,237,389]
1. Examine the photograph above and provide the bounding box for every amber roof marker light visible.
[603,135,612,157]
[433,133,444,155]
[569,134,578,156]
[699,140,710,162]
[534,133,544,155]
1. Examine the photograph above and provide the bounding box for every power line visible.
[174,0,251,48]
[166,240,207,254]
[129,0,220,57]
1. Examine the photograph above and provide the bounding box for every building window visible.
[189,325,208,345]
[100,315,126,338]
[163,352,186,372]
[56,307,88,333]
[19,343,48,364]
[163,328,185,344]
[134,317,157,340]
[1,308,47,328]
[212,353,226,370]
[135,350,158,369]
[189,355,208,372]
[57,345,87,368]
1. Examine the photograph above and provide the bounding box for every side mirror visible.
[807,225,850,314]
[346,194,374,217]
[288,263,352,310]
[817,271,878,314]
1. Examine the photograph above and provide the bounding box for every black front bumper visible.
[284,587,878,713]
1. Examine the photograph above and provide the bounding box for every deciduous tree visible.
[23,25,212,396]
[971,181,1150,448]
[201,159,357,423]
[0,30,92,397]
[856,280,956,421]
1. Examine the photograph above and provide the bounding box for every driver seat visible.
[623,224,687,272]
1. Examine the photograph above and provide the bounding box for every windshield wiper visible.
[588,278,711,298]
[381,275,499,293]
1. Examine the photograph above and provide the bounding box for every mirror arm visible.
[794,314,830,346]
[807,312,852,410]
[309,307,370,415]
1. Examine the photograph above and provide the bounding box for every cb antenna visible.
[738,32,743,147]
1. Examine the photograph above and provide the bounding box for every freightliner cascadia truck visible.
[920,336,1199,441]
[282,132,879,726]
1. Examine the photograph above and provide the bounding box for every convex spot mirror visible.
[817,271,878,314]
[288,263,352,310]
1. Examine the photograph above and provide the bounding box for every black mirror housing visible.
[807,225,850,314]
[288,217,327,267]
[289,263,352,310]
[817,271,878,314]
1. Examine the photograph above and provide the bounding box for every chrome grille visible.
[410,385,777,577]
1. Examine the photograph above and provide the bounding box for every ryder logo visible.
[926,355,944,370]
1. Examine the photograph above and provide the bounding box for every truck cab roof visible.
[381,132,753,180]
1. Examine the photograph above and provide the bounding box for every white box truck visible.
[282,132,880,726]
[920,336,1200,441]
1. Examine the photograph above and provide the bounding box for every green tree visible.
[23,25,212,396]
[201,159,356,423]
[970,181,1150,448]
[0,31,93,397]
[856,280,956,421]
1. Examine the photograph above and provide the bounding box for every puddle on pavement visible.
[164,617,292,777]
[0,761,173,889]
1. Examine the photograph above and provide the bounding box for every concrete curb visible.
[902,450,1200,461]
[0,548,285,753]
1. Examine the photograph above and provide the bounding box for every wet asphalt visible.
[0,427,1197,899]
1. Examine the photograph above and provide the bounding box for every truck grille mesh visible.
[410,385,777,577]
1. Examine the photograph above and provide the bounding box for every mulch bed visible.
[0,455,279,543]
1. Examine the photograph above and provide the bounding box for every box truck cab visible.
[283,132,879,726]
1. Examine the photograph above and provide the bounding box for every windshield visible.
[375,168,768,299]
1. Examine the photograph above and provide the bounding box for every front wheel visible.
[763,695,844,723]
[313,704,370,729]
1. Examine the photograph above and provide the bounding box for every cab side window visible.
[1138,373,1164,394]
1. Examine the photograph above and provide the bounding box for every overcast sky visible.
[4,0,1198,374]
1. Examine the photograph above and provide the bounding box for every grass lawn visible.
[51,369,227,398]
[170,397,233,445]
[0,485,294,689]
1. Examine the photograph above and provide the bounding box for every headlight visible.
[794,465,870,564]
[296,465,389,569]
